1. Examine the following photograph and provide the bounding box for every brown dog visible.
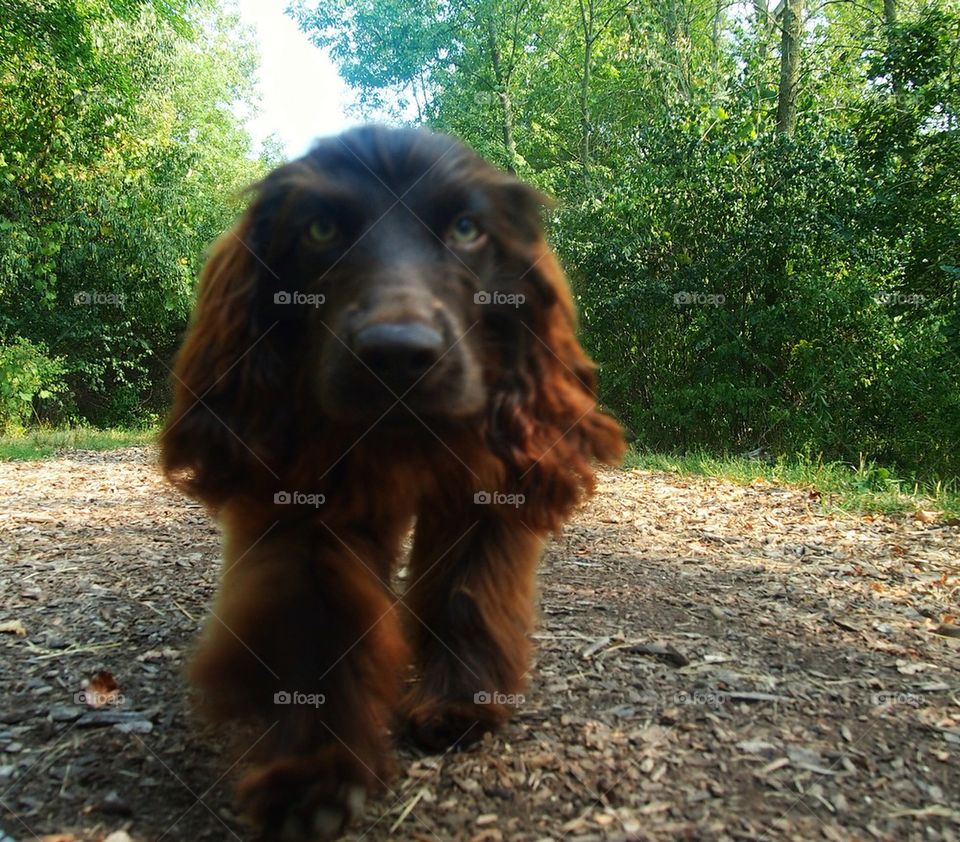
[160,126,624,839]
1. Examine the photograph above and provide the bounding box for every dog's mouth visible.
[323,384,486,424]
[318,349,486,425]
[369,401,471,428]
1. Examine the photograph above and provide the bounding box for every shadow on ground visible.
[1,449,958,841]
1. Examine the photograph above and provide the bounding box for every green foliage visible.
[624,448,960,518]
[0,338,67,430]
[0,424,157,461]
[556,117,960,476]
[296,0,960,479]
[0,0,268,430]
[4,0,958,484]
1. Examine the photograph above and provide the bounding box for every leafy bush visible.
[0,1,268,429]
[553,120,960,477]
[0,339,67,431]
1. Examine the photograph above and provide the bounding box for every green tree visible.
[294,0,960,477]
[0,0,269,426]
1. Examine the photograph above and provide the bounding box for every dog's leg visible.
[190,505,408,840]
[403,503,544,750]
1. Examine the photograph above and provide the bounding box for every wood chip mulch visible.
[0,449,958,841]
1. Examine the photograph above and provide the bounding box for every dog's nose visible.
[353,323,445,388]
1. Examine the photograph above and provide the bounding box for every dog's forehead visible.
[252,126,544,248]
[303,127,493,200]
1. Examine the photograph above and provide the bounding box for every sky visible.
[236,0,356,157]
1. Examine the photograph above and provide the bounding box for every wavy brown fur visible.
[159,125,624,840]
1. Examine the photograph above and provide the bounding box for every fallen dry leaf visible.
[0,619,27,636]
[78,670,121,708]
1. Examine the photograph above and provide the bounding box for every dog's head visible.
[245,127,549,422]
[161,127,623,510]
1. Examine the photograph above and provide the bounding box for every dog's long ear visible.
[488,197,625,529]
[160,217,283,505]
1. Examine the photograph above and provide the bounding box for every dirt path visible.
[0,449,958,842]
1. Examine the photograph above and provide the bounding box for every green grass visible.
[625,448,960,519]
[2,427,957,519]
[0,426,157,461]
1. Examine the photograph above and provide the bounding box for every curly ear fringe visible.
[159,220,278,505]
[491,244,626,530]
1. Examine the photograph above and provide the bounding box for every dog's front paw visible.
[238,747,381,841]
[405,696,509,752]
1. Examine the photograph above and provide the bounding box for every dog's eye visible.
[305,218,339,247]
[447,215,485,247]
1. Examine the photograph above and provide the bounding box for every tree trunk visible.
[580,36,592,173]
[578,0,594,178]
[485,11,519,172]
[883,0,896,25]
[753,0,768,29]
[883,0,904,99]
[776,0,802,136]
[497,90,519,173]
